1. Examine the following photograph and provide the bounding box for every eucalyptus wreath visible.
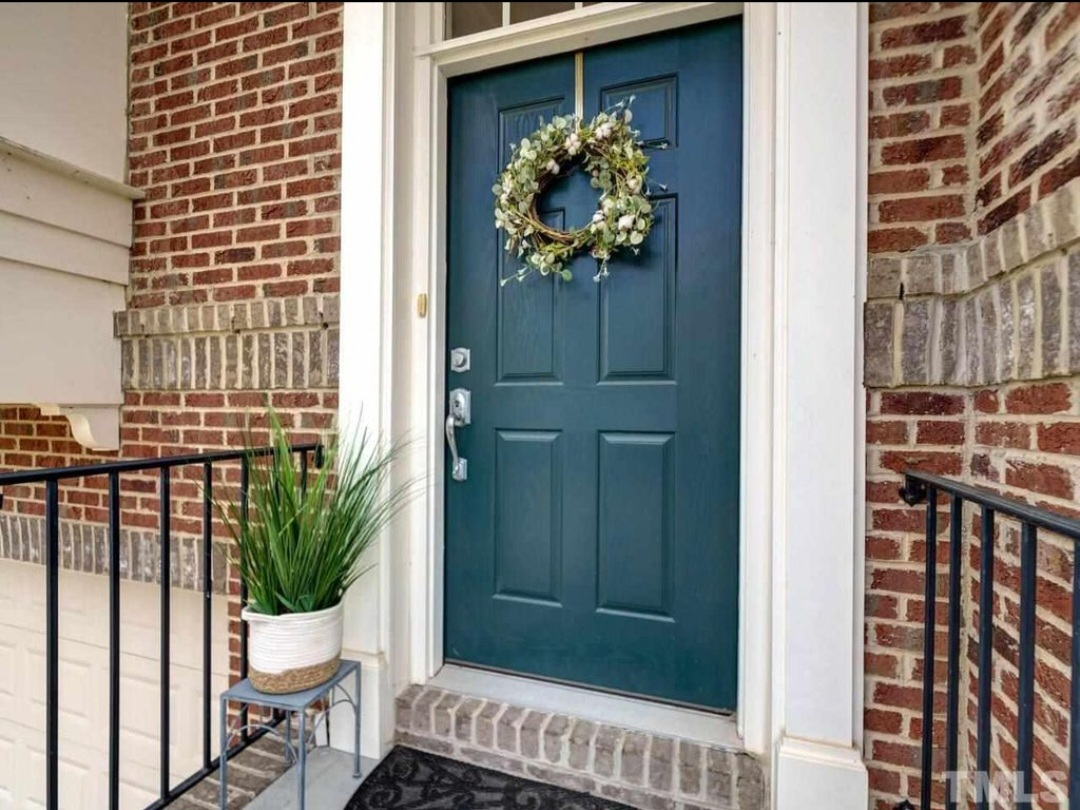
[493,97,659,284]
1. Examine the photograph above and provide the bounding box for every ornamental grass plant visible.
[218,410,411,617]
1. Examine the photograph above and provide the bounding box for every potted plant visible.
[218,411,409,694]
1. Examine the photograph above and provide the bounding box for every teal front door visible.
[444,19,742,711]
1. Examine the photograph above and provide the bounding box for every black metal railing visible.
[0,443,321,810]
[898,470,1080,810]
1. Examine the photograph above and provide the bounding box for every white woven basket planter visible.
[242,601,344,694]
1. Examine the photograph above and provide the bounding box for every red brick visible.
[215,16,259,42]
[882,77,963,108]
[880,134,966,165]
[1015,3,1054,44]
[940,104,970,128]
[869,3,932,24]
[977,174,1002,208]
[944,43,976,67]
[980,49,1032,117]
[237,264,283,281]
[975,389,1000,415]
[1037,423,1080,454]
[878,194,965,223]
[879,450,962,476]
[915,420,965,445]
[970,452,998,481]
[1005,461,1074,499]
[286,258,333,276]
[868,169,930,195]
[1004,383,1072,414]
[873,682,924,712]
[879,16,967,49]
[975,421,1031,449]
[934,221,969,242]
[1038,150,1080,198]
[868,227,929,253]
[869,53,931,80]
[979,43,1005,86]
[264,280,309,297]
[978,188,1030,235]
[981,4,1018,53]
[265,2,308,26]
[211,285,257,301]
[867,420,909,446]
[869,111,930,140]
[880,392,965,416]
[1047,3,1080,48]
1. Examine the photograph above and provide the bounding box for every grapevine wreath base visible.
[493,98,661,284]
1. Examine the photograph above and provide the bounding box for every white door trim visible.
[338,5,869,801]
[407,0,762,753]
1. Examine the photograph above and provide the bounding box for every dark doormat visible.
[346,746,633,810]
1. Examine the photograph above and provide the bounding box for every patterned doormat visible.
[346,746,632,810]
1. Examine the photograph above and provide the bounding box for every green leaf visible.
[211,408,417,617]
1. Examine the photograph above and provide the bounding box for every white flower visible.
[624,108,633,123]
[627,176,641,192]
[602,198,615,212]
[618,214,635,231]
[546,159,560,175]
[592,211,604,223]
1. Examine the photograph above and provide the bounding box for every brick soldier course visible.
[394,686,766,810]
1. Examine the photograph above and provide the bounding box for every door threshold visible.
[428,663,743,749]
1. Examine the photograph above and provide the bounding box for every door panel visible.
[445,19,743,710]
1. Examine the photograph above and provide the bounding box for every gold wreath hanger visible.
[575,51,584,119]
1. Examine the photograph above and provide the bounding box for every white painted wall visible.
[0,264,124,407]
[0,3,129,181]
[772,3,868,808]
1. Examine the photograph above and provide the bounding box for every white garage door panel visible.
[0,561,231,810]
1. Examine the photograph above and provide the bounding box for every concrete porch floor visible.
[246,748,379,810]
[168,733,377,810]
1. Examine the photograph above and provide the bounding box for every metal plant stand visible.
[219,659,361,810]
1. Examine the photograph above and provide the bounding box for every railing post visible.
[976,508,995,810]
[919,485,938,810]
[108,472,121,810]
[160,467,171,800]
[239,455,250,742]
[300,448,309,497]
[944,494,962,810]
[45,479,59,810]
[1014,522,1037,810]
[202,462,213,771]
[1070,541,1080,807]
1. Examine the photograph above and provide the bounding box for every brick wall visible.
[0,1,343,682]
[869,2,975,255]
[866,3,1080,809]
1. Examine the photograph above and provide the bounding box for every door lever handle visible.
[445,413,468,481]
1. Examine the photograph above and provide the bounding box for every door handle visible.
[445,413,467,482]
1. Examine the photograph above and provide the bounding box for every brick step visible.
[393,685,765,810]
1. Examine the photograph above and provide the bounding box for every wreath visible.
[493,97,658,284]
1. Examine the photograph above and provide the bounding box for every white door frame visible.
[338,3,869,805]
